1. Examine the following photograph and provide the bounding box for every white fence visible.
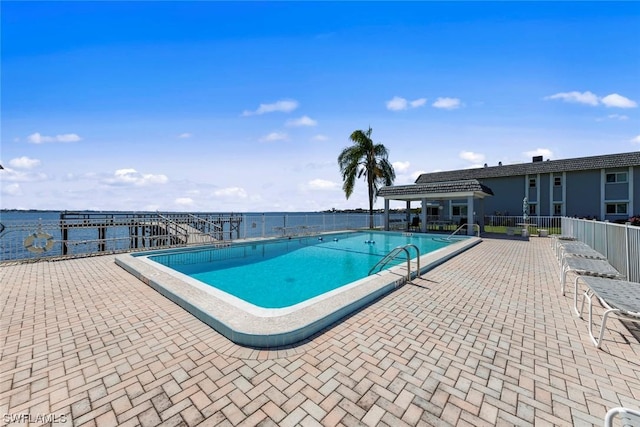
[6,212,637,279]
[484,215,562,234]
[561,217,640,283]
[240,213,386,239]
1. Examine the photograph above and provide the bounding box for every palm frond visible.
[338,127,396,216]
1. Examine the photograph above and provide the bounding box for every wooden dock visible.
[59,211,243,255]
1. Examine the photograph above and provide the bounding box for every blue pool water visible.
[147,231,461,308]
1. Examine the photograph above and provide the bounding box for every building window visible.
[529,178,536,188]
[554,176,562,186]
[606,203,628,214]
[452,206,467,216]
[606,172,628,183]
[553,203,562,216]
[528,204,537,215]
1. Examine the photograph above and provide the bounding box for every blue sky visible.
[1,2,639,212]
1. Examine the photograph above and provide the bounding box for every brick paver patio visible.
[1,236,639,426]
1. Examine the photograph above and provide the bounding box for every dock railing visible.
[0,212,245,262]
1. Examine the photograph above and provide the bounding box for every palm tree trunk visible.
[368,179,375,229]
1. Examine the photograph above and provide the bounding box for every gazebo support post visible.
[406,201,411,231]
[384,199,390,231]
[467,195,475,236]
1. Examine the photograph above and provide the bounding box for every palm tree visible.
[338,127,396,228]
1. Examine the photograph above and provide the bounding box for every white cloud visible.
[62,172,98,182]
[9,156,41,169]
[598,114,629,121]
[459,151,485,163]
[544,91,599,106]
[608,114,629,120]
[178,133,192,139]
[214,187,248,198]
[631,135,640,144]
[600,93,637,108]
[260,132,288,142]
[307,179,339,190]
[242,99,299,116]
[386,96,426,111]
[545,91,636,108]
[386,96,408,111]
[411,170,425,181]
[432,97,462,110]
[0,166,47,182]
[311,134,328,142]
[27,132,82,144]
[524,148,553,159]
[104,168,169,186]
[392,161,410,173]
[286,115,317,127]
[175,197,194,206]
[1,183,22,196]
[392,165,418,185]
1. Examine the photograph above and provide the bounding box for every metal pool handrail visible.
[369,244,421,282]
[448,223,480,239]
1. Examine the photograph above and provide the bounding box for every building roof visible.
[415,151,640,184]
[378,179,494,200]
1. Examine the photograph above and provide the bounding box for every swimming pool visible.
[116,231,480,347]
[148,231,455,308]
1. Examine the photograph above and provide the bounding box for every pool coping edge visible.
[115,235,481,348]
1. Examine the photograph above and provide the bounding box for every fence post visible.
[604,221,608,258]
[242,214,246,239]
[626,222,631,280]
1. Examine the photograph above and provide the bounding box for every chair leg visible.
[604,407,640,427]
[561,265,568,295]
[573,276,583,316]
[586,292,618,348]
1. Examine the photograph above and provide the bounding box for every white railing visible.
[9,211,606,263]
[561,217,640,283]
[484,215,562,234]
[0,212,395,262]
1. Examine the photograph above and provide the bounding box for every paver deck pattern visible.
[1,236,639,426]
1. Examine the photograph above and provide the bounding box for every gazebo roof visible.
[378,179,494,201]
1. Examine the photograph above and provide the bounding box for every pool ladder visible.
[449,223,480,238]
[368,244,420,282]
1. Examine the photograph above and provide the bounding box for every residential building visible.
[414,151,640,222]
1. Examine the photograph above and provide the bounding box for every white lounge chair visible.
[551,234,576,250]
[604,406,640,427]
[557,242,606,263]
[574,276,640,348]
[560,257,622,296]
